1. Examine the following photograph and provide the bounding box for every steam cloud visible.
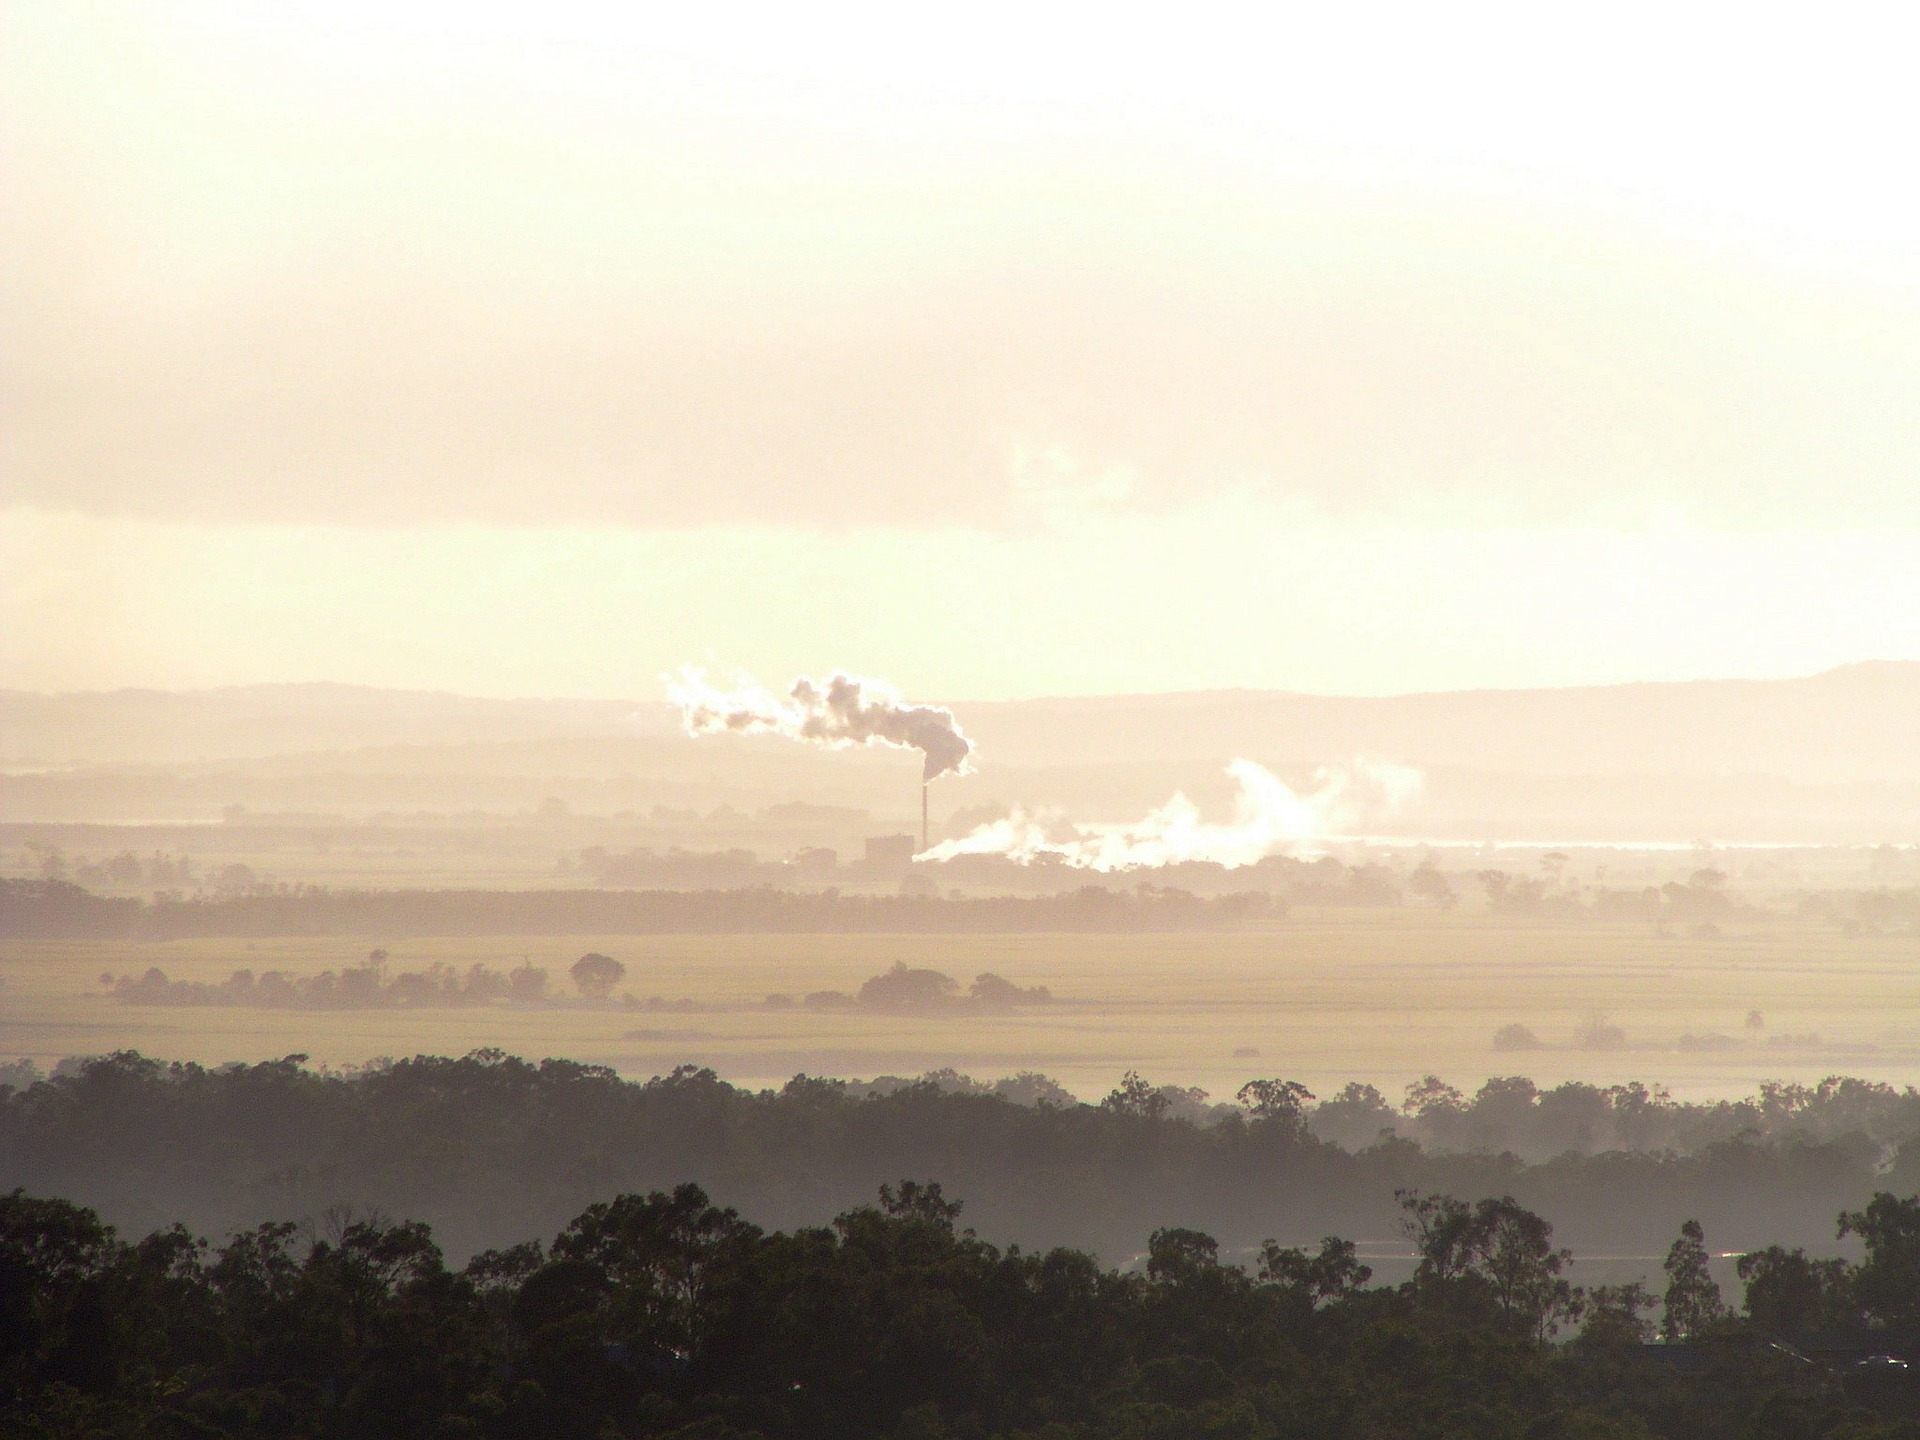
[668,667,974,781]
[920,758,1422,871]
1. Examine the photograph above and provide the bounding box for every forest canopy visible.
[7,1050,1920,1276]
[7,1176,1920,1438]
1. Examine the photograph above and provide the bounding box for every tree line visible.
[88,956,1054,1017]
[7,871,1917,942]
[8,1174,1920,1438]
[7,1051,1919,1279]
[0,877,1287,939]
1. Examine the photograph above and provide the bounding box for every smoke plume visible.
[920,758,1421,871]
[668,667,974,781]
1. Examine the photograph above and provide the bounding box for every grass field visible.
[5,911,1920,1103]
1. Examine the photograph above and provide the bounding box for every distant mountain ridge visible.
[3,666,1917,841]
[4,662,1919,785]
[0,683,664,767]
[958,662,1920,782]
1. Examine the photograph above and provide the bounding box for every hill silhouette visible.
[5,664,1918,841]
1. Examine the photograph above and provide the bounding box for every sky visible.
[5,1,1920,699]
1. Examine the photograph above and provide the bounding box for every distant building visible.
[864,834,918,871]
[793,847,838,875]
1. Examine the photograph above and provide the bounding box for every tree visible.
[1309,1082,1398,1147]
[0,1188,117,1286]
[1661,1219,1725,1340]
[465,1239,545,1369]
[311,1216,445,1348]
[1466,1075,1540,1149]
[1145,1227,1220,1286]
[781,1073,850,1109]
[1398,1189,1480,1285]
[1407,863,1455,908]
[968,972,1051,1008]
[1100,1070,1171,1120]
[1473,1196,1578,1340]
[1736,1245,1854,1337]
[551,1184,759,1359]
[1491,1023,1544,1052]
[569,952,625,999]
[1401,1075,1468,1147]
[1256,1236,1371,1307]
[212,862,258,894]
[1838,1192,1920,1326]
[209,1219,306,1322]
[1577,1283,1656,1349]
[507,962,548,1003]
[1402,1075,1465,1120]
[879,1181,964,1233]
[1235,1078,1315,1123]
[858,962,960,1011]
[1398,1190,1578,1339]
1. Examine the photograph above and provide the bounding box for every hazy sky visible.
[6,2,1919,698]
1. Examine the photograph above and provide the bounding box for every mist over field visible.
[6,670,1919,1097]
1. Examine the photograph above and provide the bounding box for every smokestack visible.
[921,782,929,853]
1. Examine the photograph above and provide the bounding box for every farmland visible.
[6,910,1918,1103]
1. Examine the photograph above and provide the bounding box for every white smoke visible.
[667,667,974,781]
[919,758,1422,871]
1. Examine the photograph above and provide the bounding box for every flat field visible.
[4,912,1920,1102]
